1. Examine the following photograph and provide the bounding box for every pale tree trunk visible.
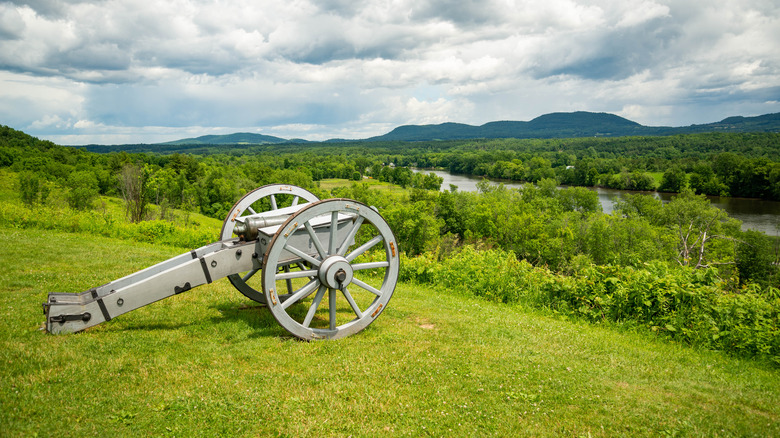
[118,164,148,223]
[675,212,729,269]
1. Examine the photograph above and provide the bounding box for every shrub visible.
[382,200,442,256]
[17,171,49,206]
[66,171,99,210]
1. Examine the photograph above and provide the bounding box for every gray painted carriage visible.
[43,185,399,340]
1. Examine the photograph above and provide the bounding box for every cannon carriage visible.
[43,184,399,340]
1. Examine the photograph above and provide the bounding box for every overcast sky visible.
[1,0,779,145]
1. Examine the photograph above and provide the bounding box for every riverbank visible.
[413,168,780,236]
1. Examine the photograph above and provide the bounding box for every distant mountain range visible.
[365,111,780,141]
[82,111,780,151]
[160,132,296,145]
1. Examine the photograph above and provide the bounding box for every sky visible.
[0,0,779,145]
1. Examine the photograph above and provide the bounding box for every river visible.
[412,169,780,236]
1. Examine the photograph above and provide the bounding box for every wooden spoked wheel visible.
[261,199,399,340]
[220,184,319,303]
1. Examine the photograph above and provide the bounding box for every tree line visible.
[2,124,778,288]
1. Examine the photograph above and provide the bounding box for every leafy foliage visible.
[66,170,99,210]
[659,166,687,192]
[736,230,778,287]
[660,189,739,268]
[16,171,49,206]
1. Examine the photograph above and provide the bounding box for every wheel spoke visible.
[242,268,260,281]
[351,277,382,296]
[303,285,326,328]
[275,268,318,280]
[328,211,338,255]
[341,287,364,319]
[304,221,327,258]
[247,206,257,215]
[283,243,322,267]
[296,262,315,278]
[352,261,390,270]
[283,265,293,294]
[329,288,337,330]
[281,279,320,310]
[270,194,278,210]
[292,196,300,206]
[345,235,383,262]
[337,216,364,256]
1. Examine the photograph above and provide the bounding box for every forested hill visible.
[160,132,295,145]
[367,111,780,141]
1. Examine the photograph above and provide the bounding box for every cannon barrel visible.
[233,215,288,241]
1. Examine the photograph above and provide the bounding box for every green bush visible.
[66,170,99,210]
[735,230,777,286]
[382,200,442,256]
[16,171,49,206]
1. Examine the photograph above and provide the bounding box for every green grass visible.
[320,177,408,195]
[648,172,664,185]
[1,227,779,437]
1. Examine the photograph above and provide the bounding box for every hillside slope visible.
[1,226,778,436]
[161,132,291,145]
[367,111,780,141]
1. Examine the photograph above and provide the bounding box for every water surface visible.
[413,169,780,236]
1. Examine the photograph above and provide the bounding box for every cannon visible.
[43,184,399,340]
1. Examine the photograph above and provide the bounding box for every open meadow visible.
[1,225,778,437]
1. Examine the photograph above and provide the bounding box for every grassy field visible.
[319,177,408,195]
[648,172,664,186]
[1,226,779,437]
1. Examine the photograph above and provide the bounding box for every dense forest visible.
[2,124,779,364]
[82,131,780,199]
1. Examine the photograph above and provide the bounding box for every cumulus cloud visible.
[0,3,24,39]
[0,0,778,144]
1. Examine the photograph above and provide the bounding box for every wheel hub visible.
[318,256,353,289]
